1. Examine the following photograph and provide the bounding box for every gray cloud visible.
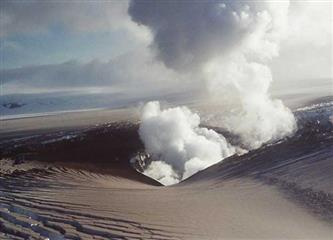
[2,60,113,87]
[0,0,139,37]
[128,1,269,71]
[0,50,197,95]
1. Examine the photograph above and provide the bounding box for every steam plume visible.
[139,102,236,185]
[130,1,297,183]
[129,1,288,70]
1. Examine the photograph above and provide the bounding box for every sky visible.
[0,0,332,100]
[0,1,149,68]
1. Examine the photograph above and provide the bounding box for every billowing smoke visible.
[129,1,288,70]
[130,1,297,183]
[139,102,236,185]
[204,54,296,149]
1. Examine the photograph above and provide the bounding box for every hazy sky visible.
[0,0,332,96]
[0,1,147,69]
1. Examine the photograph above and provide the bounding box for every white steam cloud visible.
[131,1,297,184]
[139,102,236,185]
[205,54,296,149]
